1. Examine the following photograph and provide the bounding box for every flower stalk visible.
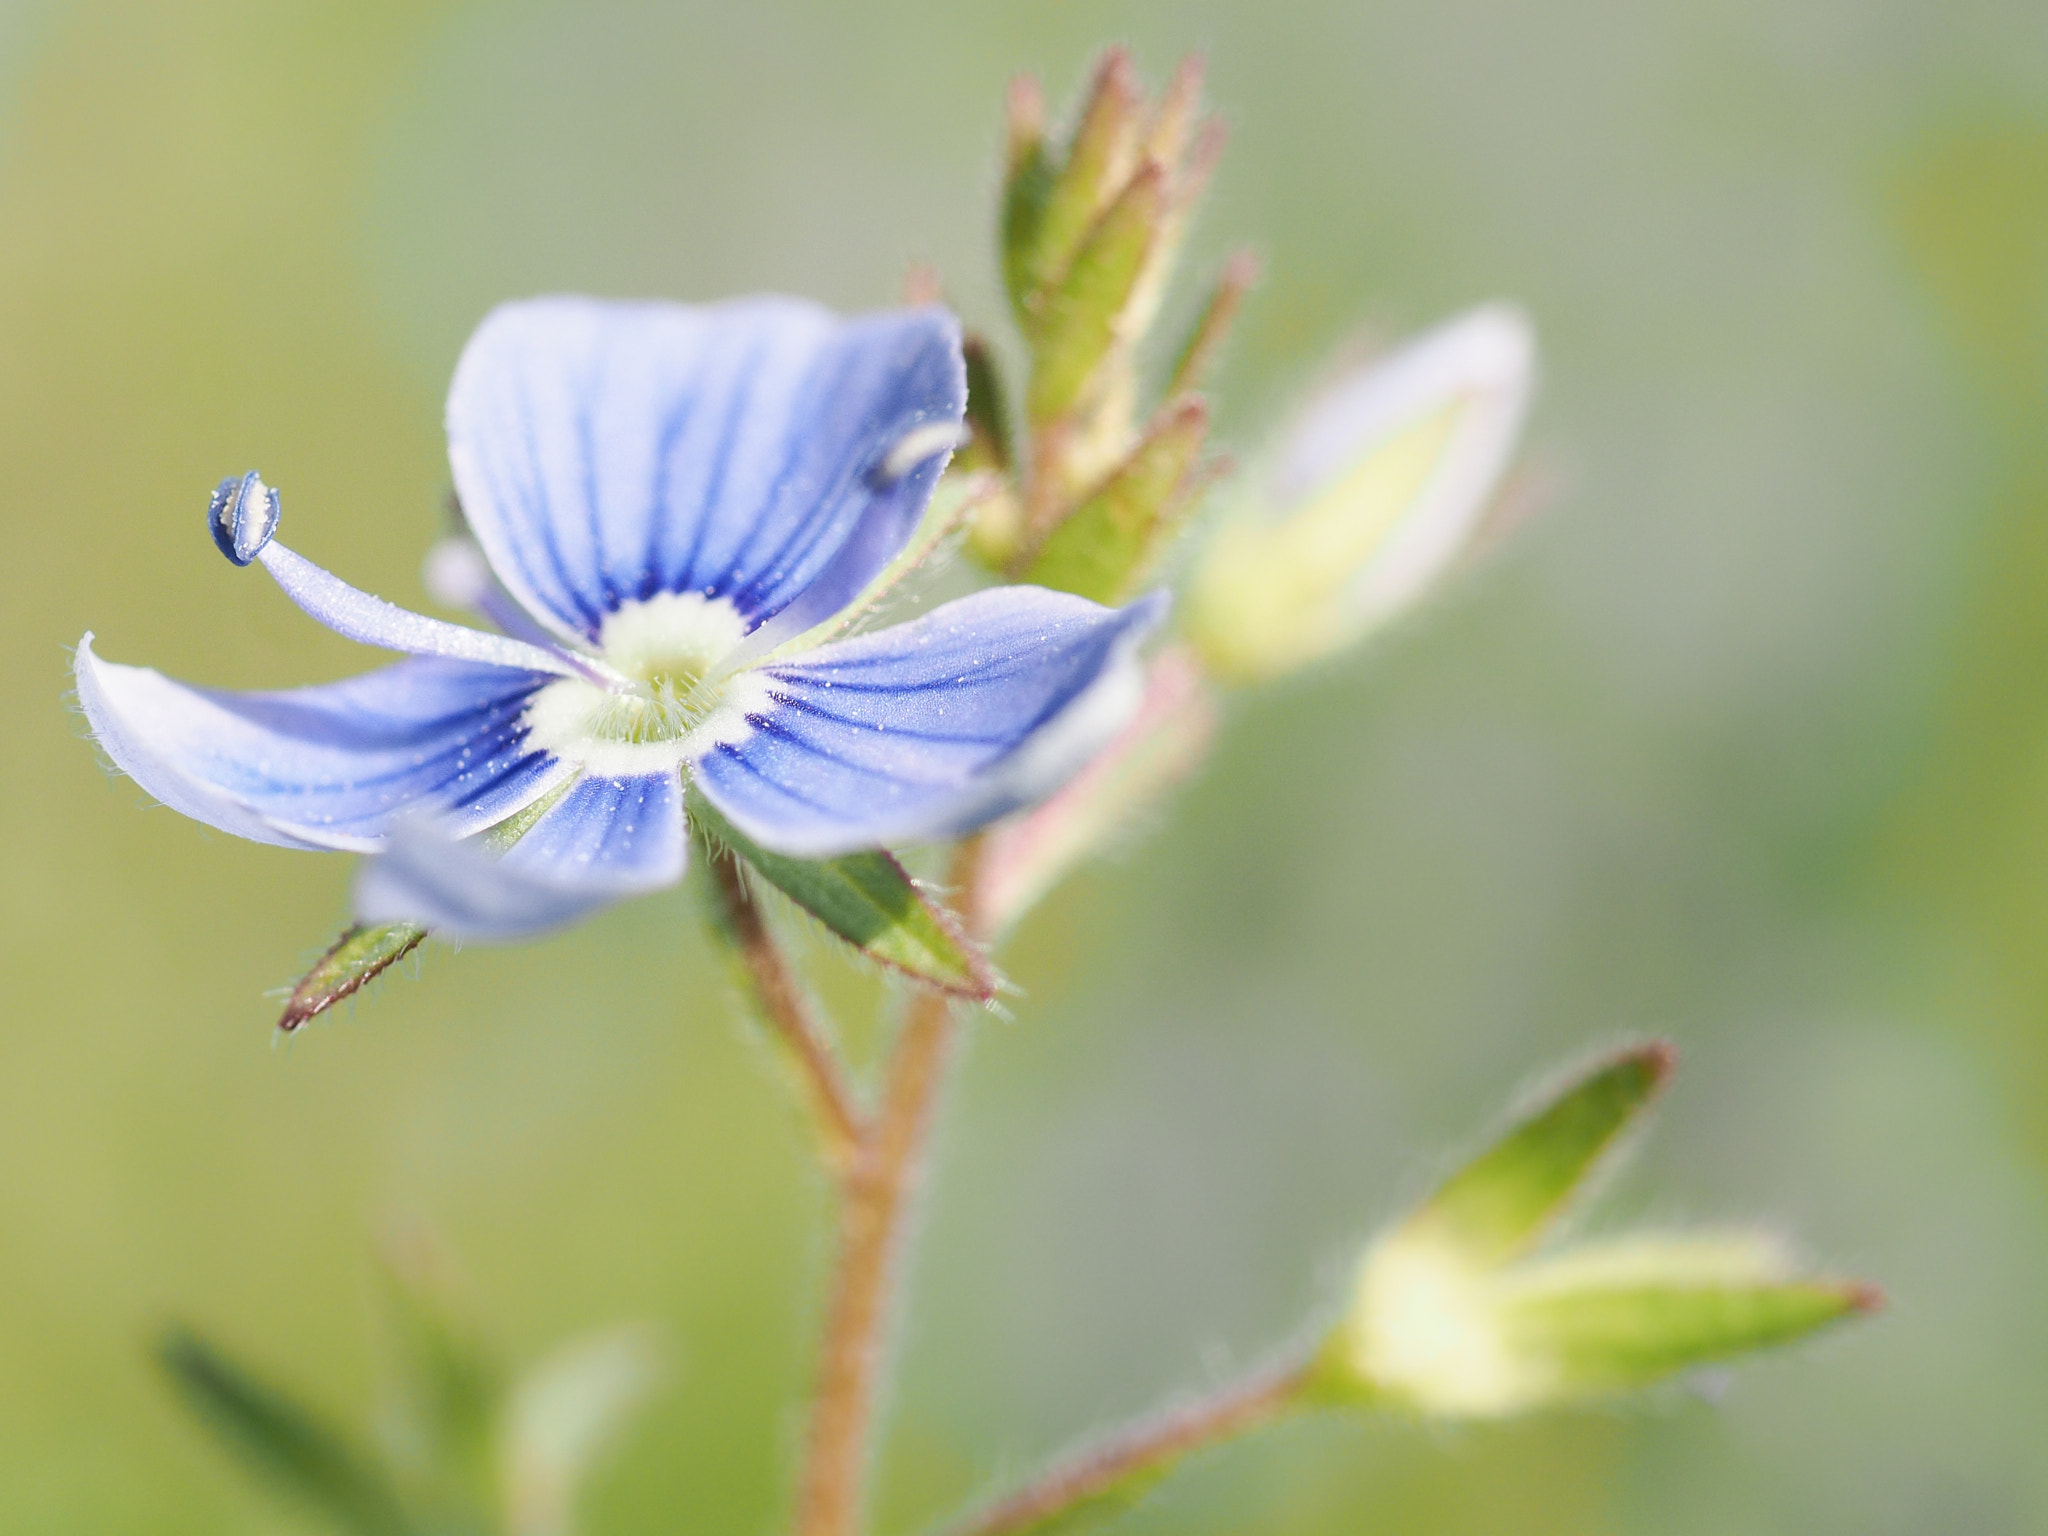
[936,1356,1311,1536]
[794,838,986,1536]
[706,849,868,1173]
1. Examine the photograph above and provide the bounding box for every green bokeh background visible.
[6,1,2047,1530]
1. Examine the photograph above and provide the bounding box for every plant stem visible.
[937,1357,1311,1536]
[708,850,868,1171]
[794,839,987,1536]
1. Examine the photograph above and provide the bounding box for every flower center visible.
[525,592,762,774]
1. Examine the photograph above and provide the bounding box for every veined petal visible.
[255,543,583,676]
[445,296,964,644]
[353,771,685,940]
[76,634,566,851]
[693,587,1167,858]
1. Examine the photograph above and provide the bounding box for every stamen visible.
[876,421,968,485]
[207,470,281,566]
[421,536,620,687]
[253,542,583,677]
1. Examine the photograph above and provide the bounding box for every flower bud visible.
[1186,306,1534,683]
[207,469,281,566]
[1309,1045,1877,1417]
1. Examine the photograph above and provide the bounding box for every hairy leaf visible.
[159,1326,415,1536]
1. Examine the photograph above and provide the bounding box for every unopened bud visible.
[1320,1229,1875,1417]
[207,470,281,566]
[1309,1045,1878,1417]
[1186,305,1535,683]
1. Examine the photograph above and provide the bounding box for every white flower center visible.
[525,592,770,775]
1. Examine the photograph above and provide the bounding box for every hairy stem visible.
[938,1357,1311,1536]
[708,850,867,1171]
[794,839,987,1536]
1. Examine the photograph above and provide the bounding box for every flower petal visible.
[353,771,685,940]
[76,633,566,851]
[445,296,964,643]
[693,587,1167,858]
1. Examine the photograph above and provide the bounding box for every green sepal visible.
[1022,396,1208,603]
[1496,1236,1881,1402]
[158,1325,418,1536]
[278,923,428,1033]
[690,799,996,1001]
[1001,136,1057,320]
[957,334,1015,476]
[1165,249,1259,399]
[1400,1043,1672,1267]
[1014,49,1143,316]
[1026,163,1166,424]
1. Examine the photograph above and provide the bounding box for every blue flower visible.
[78,296,1164,939]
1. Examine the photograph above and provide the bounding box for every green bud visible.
[278,922,428,1033]
[1166,249,1261,399]
[1013,49,1145,316]
[1186,305,1535,684]
[976,645,1217,935]
[1023,395,1210,604]
[1311,1046,1879,1418]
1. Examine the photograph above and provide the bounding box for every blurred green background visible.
[6,0,2048,1530]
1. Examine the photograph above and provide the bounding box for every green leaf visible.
[692,799,996,1000]
[1026,163,1166,424]
[1401,1043,1672,1267]
[374,1226,505,1508]
[158,1325,416,1536]
[503,1324,661,1536]
[1496,1234,1880,1402]
[278,923,427,1033]
[1023,396,1208,603]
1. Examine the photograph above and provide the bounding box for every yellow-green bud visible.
[1308,1045,1878,1417]
[1186,305,1535,684]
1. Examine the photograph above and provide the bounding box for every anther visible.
[874,422,967,486]
[208,470,281,566]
